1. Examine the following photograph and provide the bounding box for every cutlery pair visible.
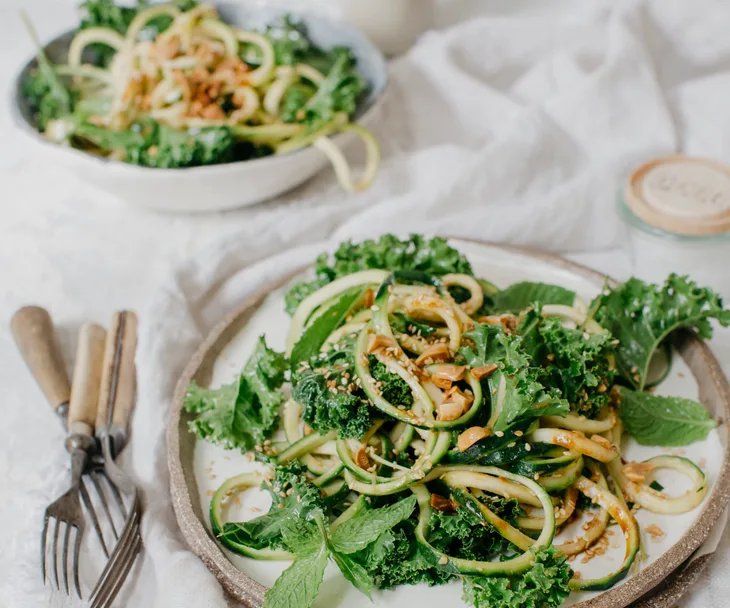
[12,307,142,606]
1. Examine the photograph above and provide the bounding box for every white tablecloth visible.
[1,0,730,606]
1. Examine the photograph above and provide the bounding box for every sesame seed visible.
[495,431,504,437]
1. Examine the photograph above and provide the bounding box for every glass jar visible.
[621,156,730,300]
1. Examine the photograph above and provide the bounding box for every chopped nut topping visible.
[430,364,466,383]
[354,447,371,470]
[367,334,396,354]
[590,434,616,452]
[438,555,449,565]
[645,524,665,541]
[458,426,489,451]
[471,363,498,380]
[623,461,655,483]
[437,400,465,421]
[430,494,456,513]
[415,343,451,366]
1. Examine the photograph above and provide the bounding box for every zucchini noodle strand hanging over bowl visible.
[21,0,380,191]
[181,235,729,608]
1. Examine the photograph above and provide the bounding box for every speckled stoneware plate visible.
[167,240,730,608]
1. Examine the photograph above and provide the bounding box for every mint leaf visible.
[618,387,717,446]
[184,336,287,450]
[290,286,366,369]
[593,275,730,390]
[460,324,568,430]
[330,495,417,554]
[331,551,374,598]
[489,282,575,314]
[263,539,328,608]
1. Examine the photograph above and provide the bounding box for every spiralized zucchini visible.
[24,2,380,190]
[204,268,713,603]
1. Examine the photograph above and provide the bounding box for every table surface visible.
[1,1,729,607]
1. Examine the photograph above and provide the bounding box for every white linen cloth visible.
[2,0,730,606]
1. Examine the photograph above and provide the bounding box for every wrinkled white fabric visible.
[3,0,730,606]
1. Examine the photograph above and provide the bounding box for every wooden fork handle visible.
[10,306,71,415]
[97,311,138,430]
[68,323,106,436]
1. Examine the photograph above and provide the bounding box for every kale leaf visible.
[518,308,615,418]
[220,462,326,551]
[285,235,474,315]
[184,336,287,450]
[593,274,730,390]
[460,324,568,430]
[352,521,453,589]
[463,546,573,608]
[22,66,73,131]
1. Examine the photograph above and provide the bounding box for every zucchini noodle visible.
[25,2,380,191]
[195,260,713,607]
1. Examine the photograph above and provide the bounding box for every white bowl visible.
[10,3,388,213]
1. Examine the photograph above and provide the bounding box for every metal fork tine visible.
[91,520,141,608]
[87,472,117,546]
[104,467,128,520]
[72,524,83,599]
[90,507,140,602]
[62,523,71,595]
[81,476,110,557]
[51,518,60,589]
[40,513,49,583]
[97,533,142,608]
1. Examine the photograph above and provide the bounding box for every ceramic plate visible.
[167,240,730,608]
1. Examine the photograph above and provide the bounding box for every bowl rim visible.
[166,239,730,608]
[10,2,388,175]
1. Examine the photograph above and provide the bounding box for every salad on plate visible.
[184,235,729,608]
[21,0,379,191]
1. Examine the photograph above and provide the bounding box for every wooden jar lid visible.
[625,155,730,236]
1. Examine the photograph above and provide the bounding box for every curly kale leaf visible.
[518,308,615,418]
[487,282,576,315]
[460,324,568,430]
[369,355,414,408]
[593,274,730,390]
[463,546,573,608]
[428,490,519,561]
[285,235,474,315]
[22,65,73,131]
[352,521,453,589]
[184,336,287,450]
[220,462,326,552]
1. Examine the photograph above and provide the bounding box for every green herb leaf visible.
[618,387,717,446]
[489,282,575,314]
[290,286,366,369]
[331,552,374,598]
[184,336,287,450]
[263,534,329,608]
[460,324,568,430]
[330,495,417,554]
[593,275,730,390]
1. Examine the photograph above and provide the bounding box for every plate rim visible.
[166,240,730,608]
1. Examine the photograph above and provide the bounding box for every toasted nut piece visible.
[362,288,375,309]
[645,524,665,540]
[471,363,498,380]
[458,426,488,452]
[354,447,370,470]
[443,385,474,412]
[367,334,396,354]
[431,375,453,390]
[201,103,225,119]
[303,424,312,437]
[430,494,456,512]
[623,461,655,483]
[479,314,518,332]
[430,364,466,383]
[415,343,451,366]
[590,434,617,452]
[437,400,465,421]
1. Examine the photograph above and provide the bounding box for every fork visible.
[42,322,106,597]
[89,310,143,608]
